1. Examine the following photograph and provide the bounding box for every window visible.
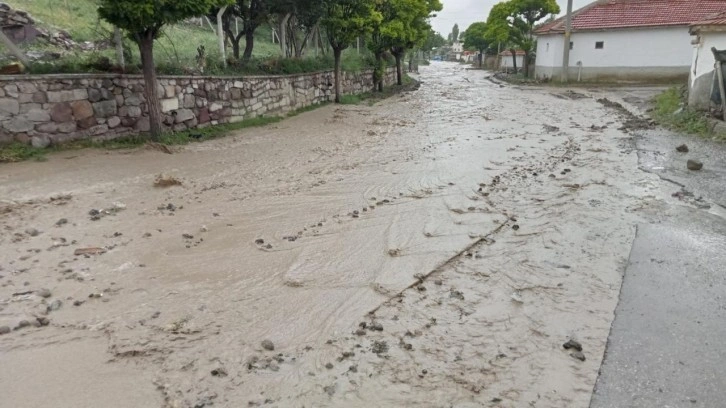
[595,41,604,49]
[569,41,574,50]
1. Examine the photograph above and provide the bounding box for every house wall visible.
[500,55,525,70]
[535,27,693,81]
[688,29,726,110]
[0,68,397,146]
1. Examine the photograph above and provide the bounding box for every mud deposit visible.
[0,63,679,407]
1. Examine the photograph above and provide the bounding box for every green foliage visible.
[463,22,488,52]
[450,23,459,43]
[653,88,717,139]
[322,0,382,52]
[98,0,232,42]
[421,28,446,52]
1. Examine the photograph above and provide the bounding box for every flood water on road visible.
[0,63,675,407]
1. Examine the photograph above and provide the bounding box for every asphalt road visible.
[591,108,726,408]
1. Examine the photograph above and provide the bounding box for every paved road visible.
[591,93,726,408]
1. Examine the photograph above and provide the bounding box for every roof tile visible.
[536,0,726,34]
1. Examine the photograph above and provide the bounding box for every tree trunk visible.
[523,51,530,77]
[279,13,290,57]
[138,33,162,140]
[394,52,403,86]
[478,51,483,68]
[114,26,125,70]
[216,7,227,67]
[374,52,383,92]
[242,28,255,61]
[333,47,342,103]
[510,48,517,73]
[232,39,241,60]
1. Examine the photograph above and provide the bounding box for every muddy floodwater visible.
[0,63,692,407]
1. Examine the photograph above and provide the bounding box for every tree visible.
[451,23,459,43]
[463,22,488,68]
[217,0,269,61]
[322,0,381,103]
[421,29,446,57]
[98,0,232,139]
[509,0,559,76]
[382,0,441,86]
[485,1,516,72]
[484,0,558,76]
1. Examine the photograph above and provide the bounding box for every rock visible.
[0,326,10,335]
[261,339,275,351]
[210,368,228,377]
[355,329,366,336]
[512,224,520,231]
[175,108,195,123]
[676,144,689,153]
[434,279,443,285]
[47,299,62,312]
[36,288,52,298]
[25,228,40,237]
[325,362,334,369]
[135,117,150,132]
[160,98,179,112]
[571,351,586,361]
[31,135,51,148]
[4,117,34,133]
[687,159,703,171]
[50,102,73,122]
[107,116,121,128]
[93,100,118,118]
[32,91,48,103]
[0,97,20,115]
[323,384,336,396]
[370,322,383,331]
[71,100,94,120]
[16,320,31,329]
[56,218,68,226]
[563,339,582,351]
[88,88,102,103]
[36,317,49,326]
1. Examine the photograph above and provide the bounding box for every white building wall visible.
[500,55,525,69]
[688,30,726,110]
[535,27,693,81]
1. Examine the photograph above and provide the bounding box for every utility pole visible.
[560,0,573,82]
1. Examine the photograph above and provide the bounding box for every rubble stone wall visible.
[0,68,397,146]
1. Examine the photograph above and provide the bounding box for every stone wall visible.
[0,68,397,147]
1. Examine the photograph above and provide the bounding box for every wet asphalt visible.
[591,119,726,407]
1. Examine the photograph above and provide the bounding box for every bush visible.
[653,88,712,137]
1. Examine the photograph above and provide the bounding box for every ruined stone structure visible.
[0,68,397,147]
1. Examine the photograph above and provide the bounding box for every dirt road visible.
[0,63,714,407]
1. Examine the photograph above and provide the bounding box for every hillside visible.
[0,0,300,74]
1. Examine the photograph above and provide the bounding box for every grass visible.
[651,87,723,140]
[2,0,375,76]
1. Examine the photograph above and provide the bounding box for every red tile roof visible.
[691,11,726,27]
[500,50,527,56]
[535,0,726,35]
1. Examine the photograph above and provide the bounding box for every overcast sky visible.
[431,0,592,36]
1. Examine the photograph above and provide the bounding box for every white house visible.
[500,50,525,72]
[688,12,726,110]
[534,0,726,82]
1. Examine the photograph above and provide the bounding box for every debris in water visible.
[154,174,183,188]
[687,160,703,171]
[563,339,583,351]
